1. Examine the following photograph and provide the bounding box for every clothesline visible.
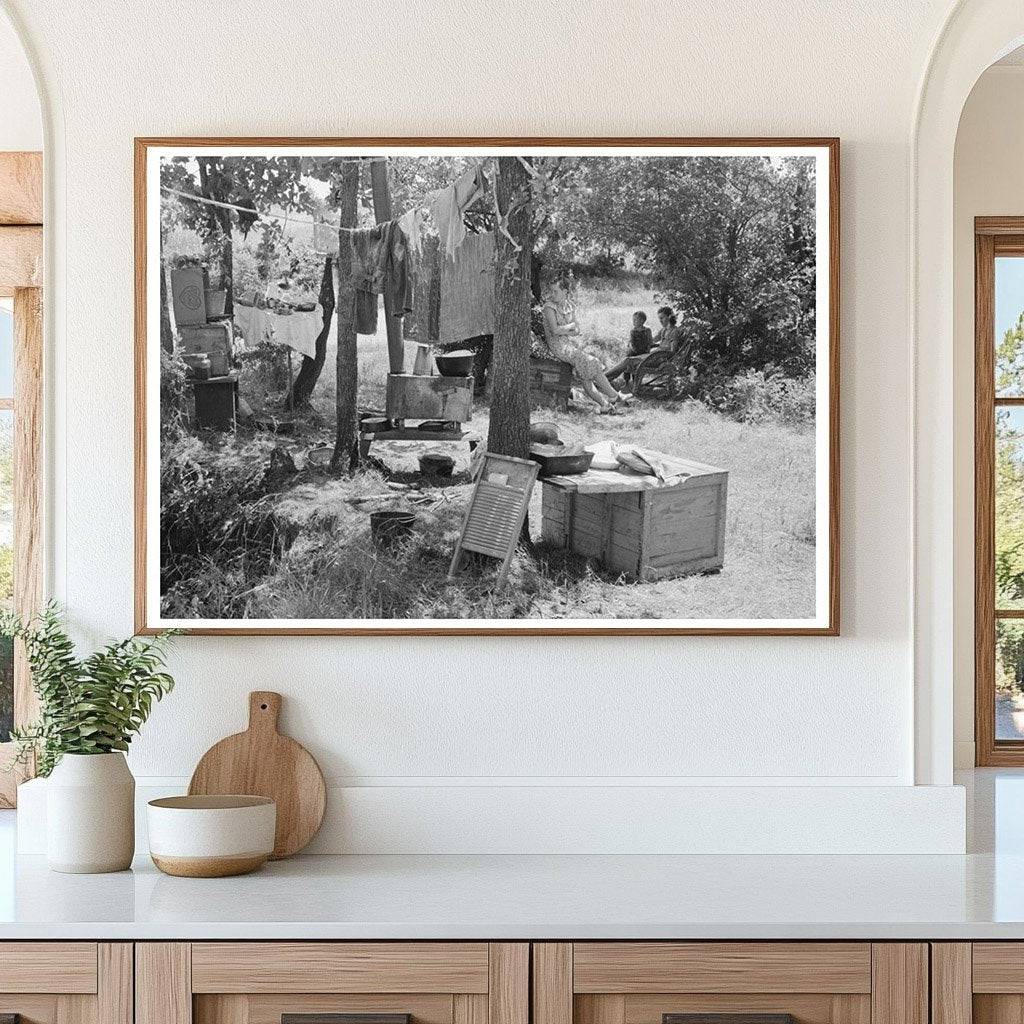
[161,186,346,229]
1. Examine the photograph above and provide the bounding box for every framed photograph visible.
[135,137,839,636]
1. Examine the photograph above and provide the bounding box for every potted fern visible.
[3,604,176,873]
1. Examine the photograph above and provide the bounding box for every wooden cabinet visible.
[136,943,528,1024]
[533,944,928,1024]
[0,942,132,1024]
[930,943,1024,1024]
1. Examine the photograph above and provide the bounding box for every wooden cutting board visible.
[188,691,326,859]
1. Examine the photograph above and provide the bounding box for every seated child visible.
[607,311,654,386]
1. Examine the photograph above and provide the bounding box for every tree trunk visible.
[197,157,234,316]
[292,255,334,406]
[369,159,405,374]
[330,163,361,475]
[159,262,174,353]
[487,157,533,459]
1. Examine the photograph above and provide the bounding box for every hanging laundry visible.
[428,163,487,259]
[265,309,320,359]
[440,230,495,345]
[398,206,426,256]
[349,220,414,335]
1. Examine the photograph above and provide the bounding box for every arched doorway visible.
[913,0,1024,785]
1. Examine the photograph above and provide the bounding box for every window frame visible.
[975,217,1024,764]
[0,152,43,806]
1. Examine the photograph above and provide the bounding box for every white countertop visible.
[1,849,1023,940]
[0,769,1021,941]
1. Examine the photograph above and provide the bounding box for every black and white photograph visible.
[137,140,838,635]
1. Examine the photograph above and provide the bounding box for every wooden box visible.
[529,356,573,410]
[541,464,728,581]
[385,373,474,422]
[178,321,233,376]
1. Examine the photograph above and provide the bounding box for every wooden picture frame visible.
[135,137,840,637]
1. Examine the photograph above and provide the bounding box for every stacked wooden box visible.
[529,356,573,410]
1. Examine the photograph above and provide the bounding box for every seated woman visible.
[541,278,635,413]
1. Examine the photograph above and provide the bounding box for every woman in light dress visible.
[541,278,635,413]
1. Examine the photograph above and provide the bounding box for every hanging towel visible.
[440,230,495,345]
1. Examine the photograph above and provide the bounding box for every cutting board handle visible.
[248,691,282,734]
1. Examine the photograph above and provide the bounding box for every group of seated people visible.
[540,275,686,414]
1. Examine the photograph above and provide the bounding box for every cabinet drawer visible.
[139,942,528,1024]
[535,944,926,1024]
[191,942,490,993]
[0,942,130,1024]
[0,942,98,993]
[572,943,872,994]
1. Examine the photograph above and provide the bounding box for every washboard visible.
[449,452,538,586]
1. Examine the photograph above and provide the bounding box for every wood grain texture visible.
[0,996,59,1024]
[13,287,42,718]
[870,945,927,1024]
[975,995,1024,1024]
[622,994,837,1024]
[191,942,489,994]
[931,945,971,1024]
[454,994,488,1024]
[55,995,94,1024]
[194,995,249,1024]
[0,943,97,993]
[534,944,573,1024]
[577,996,626,1024]
[229,993,451,1024]
[831,996,872,1024]
[972,943,1024,992]
[134,135,839,637]
[489,944,528,1024]
[136,943,192,1024]
[0,286,45,805]
[0,226,42,288]
[573,943,872,994]
[188,690,326,859]
[97,945,133,1024]
[0,152,42,225]
[976,229,999,765]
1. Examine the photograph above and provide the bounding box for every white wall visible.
[0,8,40,151]
[0,0,972,851]
[952,65,1024,767]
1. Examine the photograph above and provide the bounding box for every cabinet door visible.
[935,943,1024,1024]
[534,944,927,1024]
[137,943,528,1024]
[0,942,132,1024]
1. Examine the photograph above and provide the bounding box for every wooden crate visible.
[386,373,474,422]
[529,356,573,410]
[178,321,233,376]
[541,466,728,581]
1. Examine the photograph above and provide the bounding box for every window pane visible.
[0,411,12,742]
[998,619,1024,740]
[997,407,1024,609]
[0,303,12,400]
[996,256,1024,396]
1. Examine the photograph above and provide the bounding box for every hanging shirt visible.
[349,221,414,336]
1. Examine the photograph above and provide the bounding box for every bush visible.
[702,368,816,426]
[159,434,283,612]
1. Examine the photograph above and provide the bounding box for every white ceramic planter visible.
[46,752,135,873]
